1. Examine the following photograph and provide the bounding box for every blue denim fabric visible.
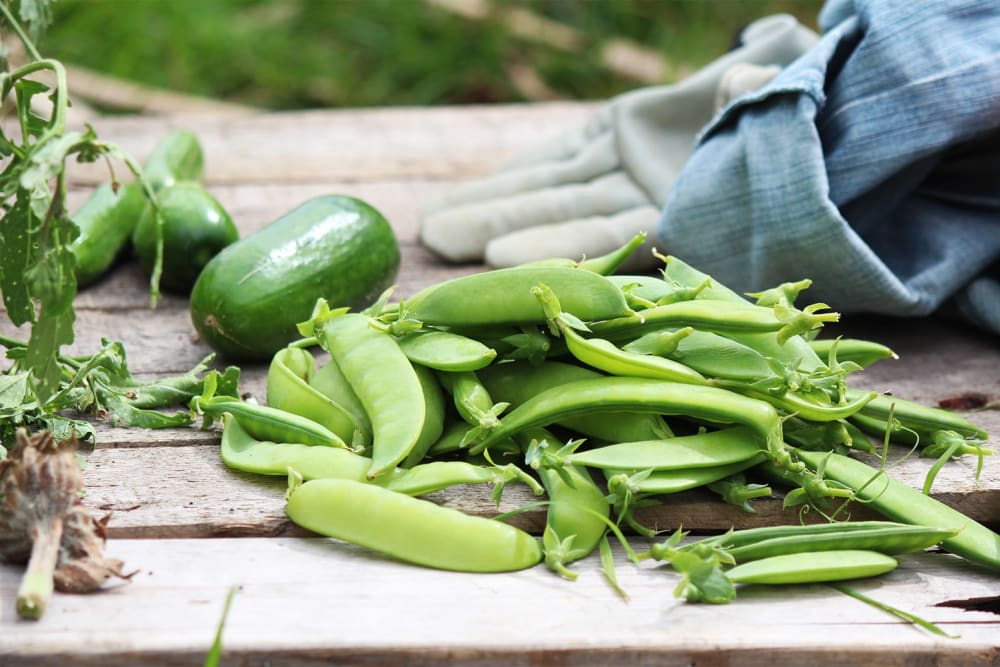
[658,0,1000,335]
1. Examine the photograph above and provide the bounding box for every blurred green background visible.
[42,0,825,112]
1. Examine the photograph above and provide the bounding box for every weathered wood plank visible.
[63,103,597,187]
[0,539,996,666]
[79,436,997,540]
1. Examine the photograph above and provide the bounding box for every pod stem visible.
[16,515,64,620]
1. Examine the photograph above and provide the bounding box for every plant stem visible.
[0,1,43,62]
[16,514,63,620]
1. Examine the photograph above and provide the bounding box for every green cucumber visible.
[142,129,204,191]
[190,194,400,360]
[71,182,146,287]
[132,181,239,294]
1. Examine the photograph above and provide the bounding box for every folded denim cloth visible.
[659,0,1000,335]
[419,14,818,271]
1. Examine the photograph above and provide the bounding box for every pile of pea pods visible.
[196,234,998,603]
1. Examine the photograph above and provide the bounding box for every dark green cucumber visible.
[190,194,400,360]
[71,182,146,287]
[143,129,204,191]
[132,181,239,294]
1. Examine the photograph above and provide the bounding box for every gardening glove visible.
[659,0,1000,335]
[419,14,819,270]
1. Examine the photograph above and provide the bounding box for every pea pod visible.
[588,300,786,340]
[317,311,426,478]
[606,274,710,308]
[266,347,362,447]
[538,462,610,580]
[808,338,897,368]
[221,414,534,496]
[712,380,878,423]
[285,478,543,572]
[402,363,447,467]
[521,232,648,275]
[405,266,630,327]
[721,523,958,563]
[725,550,898,585]
[308,358,373,449]
[660,256,828,372]
[435,371,509,451]
[193,385,347,449]
[396,330,497,372]
[546,311,707,386]
[794,447,1000,570]
[625,328,773,383]
[691,520,914,550]
[471,377,794,471]
[845,389,988,440]
[564,427,762,471]
[478,360,672,443]
[612,455,767,496]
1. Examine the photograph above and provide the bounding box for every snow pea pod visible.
[660,256,827,372]
[308,358,373,450]
[397,330,497,372]
[614,455,767,495]
[793,447,1000,570]
[690,520,911,550]
[436,370,509,448]
[472,377,794,471]
[722,523,957,563]
[317,312,425,478]
[712,380,878,423]
[808,338,897,368]
[221,412,371,480]
[220,414,530,496]
[588,300,786,341]
[555,318,707,386]
[194,394,347,449]
[406,266,630,327]
[402,363,446,467]
[625,328,773,383]
[539,461,610,579]
[565,427,762,471]
[521,232,648,275]
[845,389,988,440]
[478,360,672,443]
[725,550,898,585]
[285,478,543,572]
[266,347,361,446]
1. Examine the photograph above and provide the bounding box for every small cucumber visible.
[71,182,146,287]
[132,181,239,294]
[142,129,204,191]
[190,194,400,360]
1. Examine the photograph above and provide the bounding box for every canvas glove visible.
[419,14,818,270]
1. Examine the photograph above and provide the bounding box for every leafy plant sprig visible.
[0,1,163,404]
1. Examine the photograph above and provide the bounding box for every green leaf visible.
[16,0,54,42]
[98,390,194,429]
[0,196,38,326]
[23,296,75,403]
[0,372,29,409]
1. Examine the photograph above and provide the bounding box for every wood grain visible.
[1,103,998,664]
[1,539,997,666]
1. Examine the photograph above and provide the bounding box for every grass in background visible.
[41,0,824,111]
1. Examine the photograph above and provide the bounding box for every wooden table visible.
[1,103,998,666]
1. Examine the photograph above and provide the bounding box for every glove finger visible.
[496,104,613,172]
[420,172,650,263]
[424,131,618,214]
[483,205,661,272]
